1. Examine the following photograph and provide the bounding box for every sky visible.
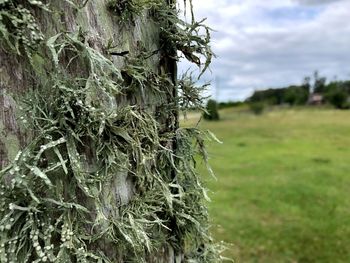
[178,0,350,101]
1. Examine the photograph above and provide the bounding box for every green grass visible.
[183,107,350,263]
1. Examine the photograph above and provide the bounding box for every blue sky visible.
[179,0,350,101]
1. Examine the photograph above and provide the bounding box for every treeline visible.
[247,72,350,109]
[249,84,310,106]
[314,80,350,109]
[218,101,245,109]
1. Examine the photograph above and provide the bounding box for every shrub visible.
[325,89,348,109]
[203,99,220,120]
[250,102,265,115]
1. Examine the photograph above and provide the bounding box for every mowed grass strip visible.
[183,107,350,263]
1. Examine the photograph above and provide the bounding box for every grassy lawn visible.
[183,107,350,263]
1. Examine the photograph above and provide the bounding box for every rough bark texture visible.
[0,1,178,262]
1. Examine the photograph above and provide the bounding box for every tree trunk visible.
[0,1,216,262]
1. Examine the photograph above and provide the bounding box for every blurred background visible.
[180,0,350,262]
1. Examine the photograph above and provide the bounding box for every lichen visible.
[106,0,163,23]
[0,0,46,55]
[0,0,224,262]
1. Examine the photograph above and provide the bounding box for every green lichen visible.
[156,2,214,77]
[107,0,162,22]
[0,0,224,262]
[107,0,214,76]
[0,0,46,55]
[178,72,209,117]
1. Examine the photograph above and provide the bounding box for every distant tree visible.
[249,88,285,105]
[248,83,309,106]
[283,85,309,105]
[203,99,220,120]
[313,71,327,93]
[245,71,350,110]
[302,76,311,95]
[339,80,350,94]
[324,88,349,109]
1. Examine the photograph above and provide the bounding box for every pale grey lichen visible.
[0,1,224,262]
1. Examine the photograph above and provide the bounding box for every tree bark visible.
[1,1,180,262]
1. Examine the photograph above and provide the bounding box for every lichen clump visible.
[107,0,162,22]
[0,0,45,55]
[0,0,222,262]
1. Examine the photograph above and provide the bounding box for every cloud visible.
[293,0,345,6]
[179,0,350,101]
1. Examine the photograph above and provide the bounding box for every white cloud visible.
[293,0,345,5]
[180,0,350,101]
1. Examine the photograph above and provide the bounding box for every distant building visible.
[308,93,323,105]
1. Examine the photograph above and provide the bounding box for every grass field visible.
[184,107,350,263]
